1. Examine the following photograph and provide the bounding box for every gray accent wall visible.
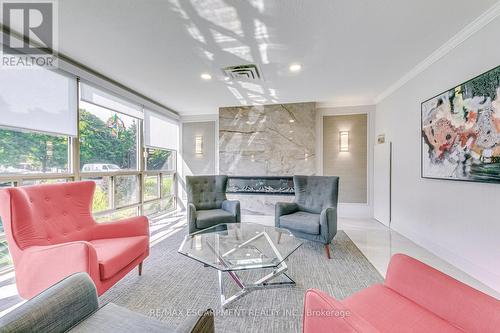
[323,114,367,203]
[182,121,216,175]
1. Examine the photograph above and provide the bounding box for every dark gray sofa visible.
[0,273,214,333]
[186,175,240,234]
[275,175,339,258]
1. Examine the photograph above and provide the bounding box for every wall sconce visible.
[195,135,203,155]
[339,131,349,152]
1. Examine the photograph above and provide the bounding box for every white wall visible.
[375,16,500,292]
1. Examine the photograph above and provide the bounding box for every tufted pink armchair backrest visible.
[0,181,97,249]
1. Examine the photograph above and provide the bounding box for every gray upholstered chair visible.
[0,272,214,333]
[186,175,240,234]
[275,175,339,259]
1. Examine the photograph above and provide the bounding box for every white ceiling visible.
[56,0,498,115]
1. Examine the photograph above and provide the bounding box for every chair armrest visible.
[0,272,98,333]
[303,289,379,333]
[320,207,337,244]
[19,241,100,298]
[188,203,197,234]
[222,200,241,222]
[175,309,215,333]
[275,202,299,227]
[92,215,149,240]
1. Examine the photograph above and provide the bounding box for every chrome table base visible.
[218,260,295,308]
[216,231,296,308]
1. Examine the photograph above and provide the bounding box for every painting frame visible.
[421,64,500,184]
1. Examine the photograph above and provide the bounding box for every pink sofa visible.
[303,254,500,333]
[0,181,149,299]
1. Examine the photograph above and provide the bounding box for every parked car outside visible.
[82,163,121,172]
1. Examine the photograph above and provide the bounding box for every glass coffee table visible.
[178,222,303,308]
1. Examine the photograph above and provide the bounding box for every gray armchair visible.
[186,175,240,234]
[0,272,214,333]
[275,175,339,259]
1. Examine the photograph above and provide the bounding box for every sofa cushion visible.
[303,289,380,333]
[196,209,236,230]
[342,284,464,333]
[90,236,148,280]
[71,303,174,333]
[384,254,500,333]
[279,211,320,235]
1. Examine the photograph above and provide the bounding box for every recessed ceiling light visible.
[200,73,212,80]
[289,63,302,72]
[289,119,295,123]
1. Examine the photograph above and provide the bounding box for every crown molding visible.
[375,1,500,104]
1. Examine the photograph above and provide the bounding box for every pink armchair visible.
[0,181,149,299]
[303,254,500,333]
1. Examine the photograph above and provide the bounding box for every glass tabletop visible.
[178,222,303,271]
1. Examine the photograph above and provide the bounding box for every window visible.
[115,175,140,207]
[94,207,139,223]
[144,175,160,201]
[0,128,70,175]
[146,148,175,171]
[161,174,173,197]
[82,177,112,212]
[79,101,139,172]
[21,178,69,186]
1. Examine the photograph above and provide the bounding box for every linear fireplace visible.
[227,176,294,195]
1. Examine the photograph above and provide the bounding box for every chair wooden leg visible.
[138,262,143,276]
[325,244,331,259]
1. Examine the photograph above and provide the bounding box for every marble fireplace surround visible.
[219,102,316,215]
[227,176,294,195]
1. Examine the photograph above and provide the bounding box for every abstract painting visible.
[421,65,500,183]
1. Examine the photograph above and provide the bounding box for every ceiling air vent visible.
[222,64,262,81]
